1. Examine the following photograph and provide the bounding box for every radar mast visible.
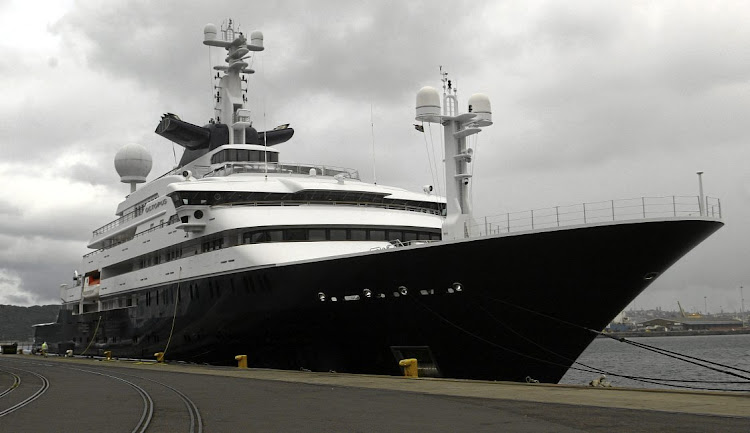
[203,20,264,145]
[416,69,493,240]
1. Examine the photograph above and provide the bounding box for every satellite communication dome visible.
[415,86,441,123]
[115,143,152,185]
[250,31,264,49]
[468,93,492,126]
[204,23,218,42]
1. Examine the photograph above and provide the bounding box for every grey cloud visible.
[0,222,93,248]
[531,2,628,49]
[0,200,21,217]
[0,193,117,244]
[1,1,748,309]
[55,0,480,111]
[0,235,85,305]
[67,161,121,186]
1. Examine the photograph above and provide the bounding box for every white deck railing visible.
[205,162,360,180]
[469,196,721,237]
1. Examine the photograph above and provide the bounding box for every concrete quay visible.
[0,354,748,432]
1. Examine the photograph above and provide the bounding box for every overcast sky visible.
[1,0,748,315]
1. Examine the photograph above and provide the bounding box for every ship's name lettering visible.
[145,198,168,213]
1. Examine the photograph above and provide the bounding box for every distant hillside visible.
[0,304,60,342]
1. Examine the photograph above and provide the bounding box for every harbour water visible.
[560,334,750,392]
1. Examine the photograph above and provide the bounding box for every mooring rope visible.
[473,299,750,389]
[404,290,750,390]
[79,315,102,356]
[474,293,750,390]
[161,267,182,360]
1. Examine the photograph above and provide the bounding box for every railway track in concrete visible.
[0,357,202,432]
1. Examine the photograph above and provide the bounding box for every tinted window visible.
[369,230,386,241]
[309,229,326,241]
[350,229,367,240]
[330,229,347,241]
[285,229,307,241]
[250,232,270,243]
[387,230,402,241]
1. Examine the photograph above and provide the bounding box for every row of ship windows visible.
[101,295,136,311]
[93,287,178,309]
[241,227,441,243]
[210,148,280,164]
[138,247,182,269]
[170,190,444,213]
[133,226,440,271]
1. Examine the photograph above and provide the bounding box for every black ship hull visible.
[40,219,721,383]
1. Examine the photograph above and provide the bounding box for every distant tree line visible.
[0,305,59,342]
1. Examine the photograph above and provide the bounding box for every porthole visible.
[194,210,204,219]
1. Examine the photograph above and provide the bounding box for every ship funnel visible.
[416,86,441,123]
[468,93,492,126]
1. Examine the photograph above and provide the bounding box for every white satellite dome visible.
[415,86,441,123]
[204,23,218,42]
[115,143,152,185]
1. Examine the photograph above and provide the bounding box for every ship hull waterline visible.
[39,218,722,383]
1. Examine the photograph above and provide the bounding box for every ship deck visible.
[1,354,747,432]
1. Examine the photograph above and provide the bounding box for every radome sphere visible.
[114,143,152,184]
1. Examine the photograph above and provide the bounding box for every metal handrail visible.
[84,221,172,258]
[205,161,360,180]
[92,207,142,237]
[84,194,721,258]
[220,200,441,215]
[92,161,360,237]
[92,193,159,237]
[469,195,721,237]
[83,200,442,258]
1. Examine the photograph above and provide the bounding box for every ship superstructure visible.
[39,19,724,383]
[62,21,444,317]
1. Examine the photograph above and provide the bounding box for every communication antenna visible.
[115,143,152,194]
[203,18,263,144]
[370,103,377,184]
[416,68,492,240]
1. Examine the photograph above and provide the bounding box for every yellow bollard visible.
[399,358,419,378]
[154,352,165,363]
[104,350,112,361]
[235,355,248,369]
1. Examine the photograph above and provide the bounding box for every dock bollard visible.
[65,349,73,357]
[235,355,248,369]
[154,352,165,363]
[104,350,112,361]
[18,349,23,355]
[399,358,419,378]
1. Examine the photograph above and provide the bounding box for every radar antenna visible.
[416,70,493,240]
[203,19,264,144]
